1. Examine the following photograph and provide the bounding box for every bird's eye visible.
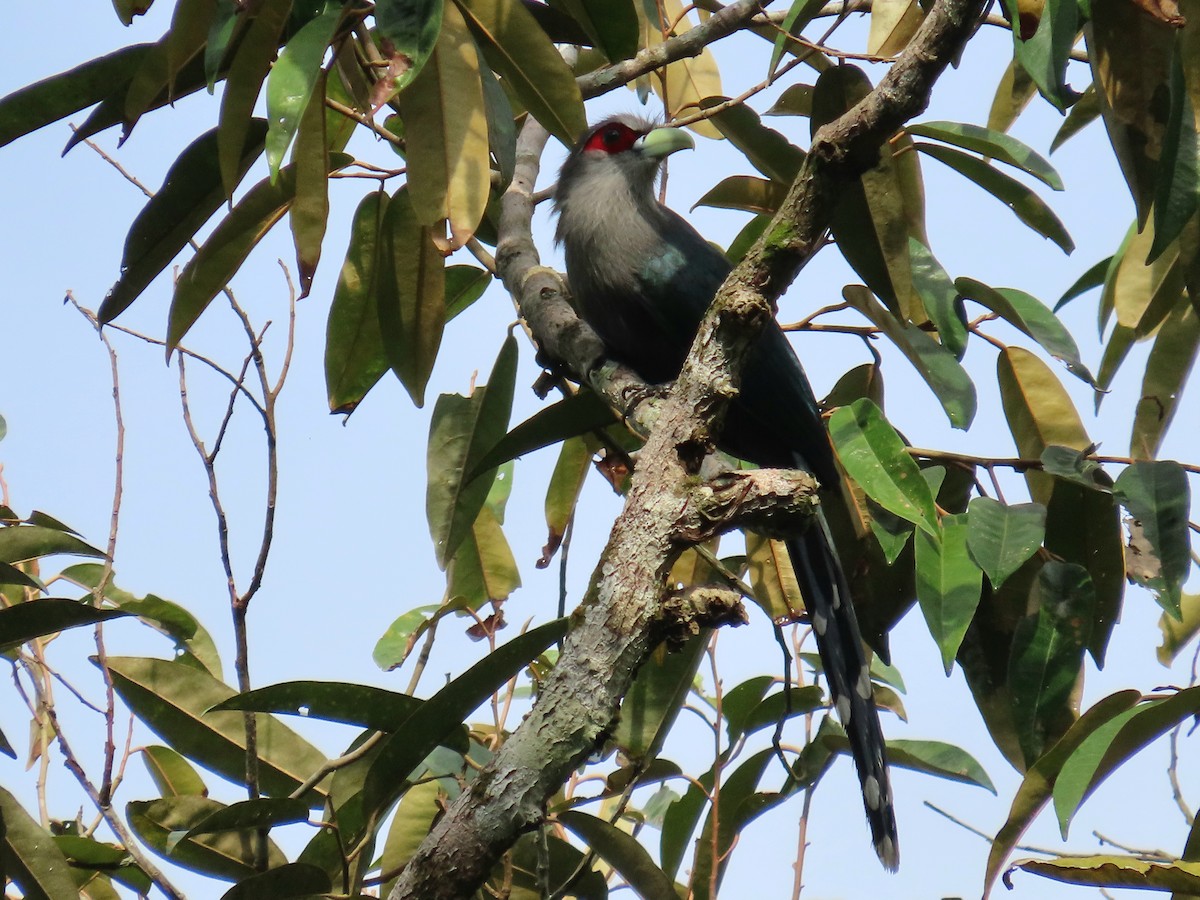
[603,127,622,144]
[582,122,639,154]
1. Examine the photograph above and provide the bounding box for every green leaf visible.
[956,277,1095,385]
[914,513,983,673]
[379,779,444,896]
[455,0,585,146]
[205,0,241,91]
[166,152,353,350]
[996,346,1090,505]
[0,525,104,564]
[105,656,329,801]
[0,786,79,899]
[1158,592,1200,665]
[213,680,423,731]
[614,635,707,762]
[372,603,449,671]
[141,745,208,797]
[987,58,1038,134]
[445,265,491,321]
[1150,46,1200,262]
[554,0,638,62]
[765,83,813,117]
[1012,855,1200,892]
[126,796,287,881]
[218,0,292,198]
[694,175,788,216]
[99,122,269,323]
[374,0,445,95]
[1131,299,1200,459]
[700,98,805,183]
[378,186,447,407]
[909,238,967,358]
[1008,562,1096,764]
[0,599,128,652]
[916,143,1074,253]
[325,190,390,414]
[360,619,569,826]
[558,810,679,899]
[1002,0,1078,111]
[469,389,616,478]
[842,285,976,428]
[1050,83,1099,153]
[881,739,995,791]
[542,436,592,565]
[1114,461,1191,617]
[426,335,517,568]
[769,0,826,77]
[828,398,939,536]
[967,497,1047,589]
[288,70,332,298]
[219,863,332,900]
[179,797,311,845]
[0,44,152,149]
[445,501,521,608]
[908,120,1063,189]
[984,690,1142,899]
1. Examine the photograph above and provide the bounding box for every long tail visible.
[786,515,899,870]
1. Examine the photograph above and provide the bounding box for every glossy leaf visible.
[983,690,1142,899]
[967,497,1047,589]
[957,277,1095,385]
[1114,460,1191,617]
[558,810,679,899]
[105,656,329,801]
[694,175,787,216]
[375,0,445,96]
[266,5,344,162]
[167,152,352,351]
[219,863,332,900]
[1131,299,1200,458]
[126,796,287,880]
[456,0,585,146]
[1087,0,1174,226]
[397,1,490,249]
[842,285,976,428]
[909,120,1063,189]
[0,525,103,564]
[325,191,390,414]
[1003,0,1078,110]
[0,786,79,899]
[1008,561,1095,763]
[0,44,152,148]
[100,121,269,323]
[880,738,995,791]
[909,238,967,358]
[915,513,984,672]
[829,399,939,537]
[0,598,128,652]
[426,335,517,569]
[470,389,615,478]
[916,143,1074,253]
[141,745,208,797]
[218,0,292,198]
[378,186,446,406]
[996,346,1090,505]
[701,98,805,183]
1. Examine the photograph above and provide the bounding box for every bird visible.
[553,114,899,870]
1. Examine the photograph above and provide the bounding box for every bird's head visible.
[554,116,694,220]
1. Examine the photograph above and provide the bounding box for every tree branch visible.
[388,0,986,894]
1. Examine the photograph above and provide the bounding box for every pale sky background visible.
[1,4,1197,899]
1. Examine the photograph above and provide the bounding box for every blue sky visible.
[1,4,1196,898]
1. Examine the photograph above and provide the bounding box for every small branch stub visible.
[657,585,749,648]
[679,468,821,543]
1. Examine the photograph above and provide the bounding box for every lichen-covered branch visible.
[389,0,987,895]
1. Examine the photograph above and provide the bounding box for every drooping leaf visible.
[996,346,1090,505]
[868,0,923,56]
[1008,561,1095,763]
[908,120,1063,189]
[166,152,353,350]
[374,0,445,98]
[744,532,804,622]
[105,656,329,802]
[1050,83,1100,153]
[700,98,805,183]
[0,787,79,899]
[0,599,128,652]
[916,143,1074,253]
[445,500,521,608]
[558,810,679,900]
[456,0,586,145]
[1001,0,1078,111]
[444,264,492,320]
[325,190,390,414]
[614,635,707,762]
[828,398,939,536]
[377,186,447,406]
[99,121,269,323]
[554,0,638,61]
[1151,46,1200,261]
[398,0,491,250]
[469,389,616,478]
[988,57,1038,134]
[842,285,976,428]
[426,335,517,569]
[1114,460,1191,618]
[957,277,1095,385]
[769,0,826,77]
[967,497,1047,590]
[1158,592,1200,665]
[909,238,967,358]
[915,513,984,672]
[289,68,331,296]
[635,0,722,139]
[379,779,445,896]
[126,796,287,880]
[878,738,994,791]
[1131,298,1200,458]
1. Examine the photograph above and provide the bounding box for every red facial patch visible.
[583,122,641,155]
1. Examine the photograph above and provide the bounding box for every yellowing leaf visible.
[637,0,723,139]
[868,0,923,56]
